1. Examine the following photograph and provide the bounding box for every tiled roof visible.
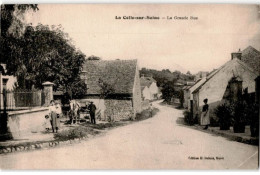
[241,46,260,75]
[81,59,137,95]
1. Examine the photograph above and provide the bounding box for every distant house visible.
[191,50,258,123]
[194,71,208,82]
[140,75,160,101]
[182,81,196,108]
[80,59,142,121]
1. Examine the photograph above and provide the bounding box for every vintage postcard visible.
[0,3,259,170]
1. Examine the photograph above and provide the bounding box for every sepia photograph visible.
[0,2,259,170]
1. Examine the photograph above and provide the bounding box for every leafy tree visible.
[4,24,87,97]
[1,4,38,64]
[161,80,175,102]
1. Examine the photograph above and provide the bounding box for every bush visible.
[249,103,259,137]
[54,126,94,141]
[183,110,193,125]
[135,108,159,121]
[214,103,232,130]
[230,101,247,133]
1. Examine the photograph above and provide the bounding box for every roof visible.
[192,58,258,94]
[81,59,138,95]
[175,82,184,86]
[140,76,156,89]
[183,85,192,90]
[241,46,260,75]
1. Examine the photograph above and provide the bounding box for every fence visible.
[0,90,45,111]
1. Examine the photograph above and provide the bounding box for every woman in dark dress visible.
[201,98,210,130]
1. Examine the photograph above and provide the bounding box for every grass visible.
[54,126,98,141]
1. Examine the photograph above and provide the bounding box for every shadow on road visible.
[176,117,185,125]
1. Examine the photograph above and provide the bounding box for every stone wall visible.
[7,107,49,139]
[104,99,133,121]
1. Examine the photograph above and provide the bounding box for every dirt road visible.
[0,101,258,169]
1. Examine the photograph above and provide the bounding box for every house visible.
[80,59,142,121]
[191,50,258,123]
[174,79,185,91]
[194,71,208,82]
[0,64,17,110]
[182,81,196,109]
[140,75,160,101]
[0,64,17,93]
[183,72,217,110]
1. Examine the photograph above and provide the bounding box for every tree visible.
[5,24,87,97]
[161,80,175,103]
[1,4,38,63]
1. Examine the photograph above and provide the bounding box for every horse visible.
[69,100,80,124]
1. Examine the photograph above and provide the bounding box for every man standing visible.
[88,101,97,124]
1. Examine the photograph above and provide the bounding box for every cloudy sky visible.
[25,4,260,74]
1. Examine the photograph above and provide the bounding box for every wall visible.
[142,86,151,100]
[183,89,190,109]
[142,99,150,110]
[149,82,159,98]
[132,64,142,113]
[104,99,133,121]
[7,107,49,139]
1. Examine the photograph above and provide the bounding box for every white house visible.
[192,51,258,122]
[140,76,160,101]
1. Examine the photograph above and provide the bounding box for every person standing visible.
[201,98,210,130]
[55,101,62,130]
[49,100,59,133]
[88,101,97,124]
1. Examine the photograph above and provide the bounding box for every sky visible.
[24,4,260,74]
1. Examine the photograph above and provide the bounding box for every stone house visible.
[191,51,258,124]
[80,59,142,121]
[140,75,160,101]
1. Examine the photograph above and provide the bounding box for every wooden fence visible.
[0,90,45,111]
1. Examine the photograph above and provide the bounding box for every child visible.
[43,115,51,132]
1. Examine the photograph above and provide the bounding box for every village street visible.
[0,101,258,170]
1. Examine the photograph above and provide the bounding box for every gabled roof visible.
[140,76,156,88]
[183,85,191,90]
[192,58,258,94]
[82,59,138,95]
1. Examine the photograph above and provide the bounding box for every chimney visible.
[231,49,242,60]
